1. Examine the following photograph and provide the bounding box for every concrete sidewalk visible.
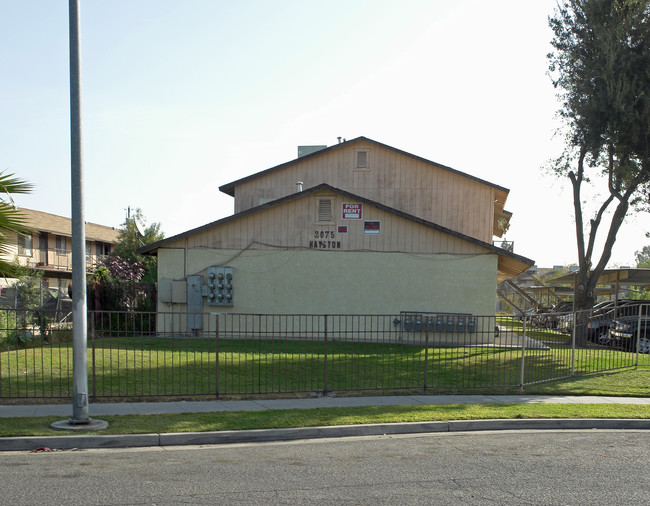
[3,394,650,418]
[2,395,649,452]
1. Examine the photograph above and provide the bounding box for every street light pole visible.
[52,0,107,432]
[68,0,89,424]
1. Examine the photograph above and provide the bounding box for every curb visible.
[2,418,650,452]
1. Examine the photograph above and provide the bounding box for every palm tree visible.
[0,171,33,277]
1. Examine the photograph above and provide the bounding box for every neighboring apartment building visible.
[141,137,534,340]
[8,208,120,292]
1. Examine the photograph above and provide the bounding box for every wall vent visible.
[318,199,333,222]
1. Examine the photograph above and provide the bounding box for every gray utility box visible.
[187,275,204,330]
[206,266,234,306]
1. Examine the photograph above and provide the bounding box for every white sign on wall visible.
[342,203,362,220]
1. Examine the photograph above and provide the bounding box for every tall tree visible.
[634,245,650,266]
[110,207,164,283]
[0,172,33,277]
[548,0,650,311]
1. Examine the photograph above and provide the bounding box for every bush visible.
[0,310,17,348]
[7,328,33,346]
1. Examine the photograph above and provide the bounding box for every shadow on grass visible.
[0,337,646,401]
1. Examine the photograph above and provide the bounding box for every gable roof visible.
[219,136,510,199]
[141,183,533,280]
[18,208,120,243]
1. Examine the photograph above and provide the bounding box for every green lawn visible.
[0,368,649,437]
[497,316,572,342]
[522,366,650,396]
[2,403,648,438]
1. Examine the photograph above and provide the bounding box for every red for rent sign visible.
[342,203,362,220]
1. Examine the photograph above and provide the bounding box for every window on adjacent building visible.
[96,241,111,257]
[55,235,67,255]
[17,233,33,256]
[318,198,333,222]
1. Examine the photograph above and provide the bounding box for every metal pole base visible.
[51,418,109,431]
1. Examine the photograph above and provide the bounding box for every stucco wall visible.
[158,247,497,318]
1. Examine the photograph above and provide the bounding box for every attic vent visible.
[318,199,333,222]
[356,151,368,168]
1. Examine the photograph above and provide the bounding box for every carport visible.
[548,268,650,304]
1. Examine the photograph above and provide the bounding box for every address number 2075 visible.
[314,230,335,239]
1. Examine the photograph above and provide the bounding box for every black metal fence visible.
[1,308,648,400]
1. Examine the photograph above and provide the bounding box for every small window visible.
[56,235,67,255]
[96,241,111,256]
[17,233,33,256]
[356,151,368,168]
[318,199,333,222]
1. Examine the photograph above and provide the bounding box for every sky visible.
[2,0,649,268]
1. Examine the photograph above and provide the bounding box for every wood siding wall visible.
[232,141,496,243]
[163,190,490,257]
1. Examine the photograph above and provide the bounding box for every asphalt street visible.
[3,431,649,505]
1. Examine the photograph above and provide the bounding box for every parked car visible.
[587,312,615,342]
[586,300,622,342]
[608,316,650,353]
[528,301,573,332]
[555,312,574,333]
[586,300,643,343]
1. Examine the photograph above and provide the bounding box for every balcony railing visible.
[23,248,109,273]
[493,240,514,252]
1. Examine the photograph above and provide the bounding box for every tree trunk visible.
[572,269,598,346]
[573,270,597,312]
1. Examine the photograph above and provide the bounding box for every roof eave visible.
[141,183,534,279]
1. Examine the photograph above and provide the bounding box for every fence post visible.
[571,309,576,376]
[91,312,96,400]
[215,313,220,399]
[519,311,527,390]
[635,305,645,368]
[257,314,262,394]
[323,315,328,395]
[423,317,429,391]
